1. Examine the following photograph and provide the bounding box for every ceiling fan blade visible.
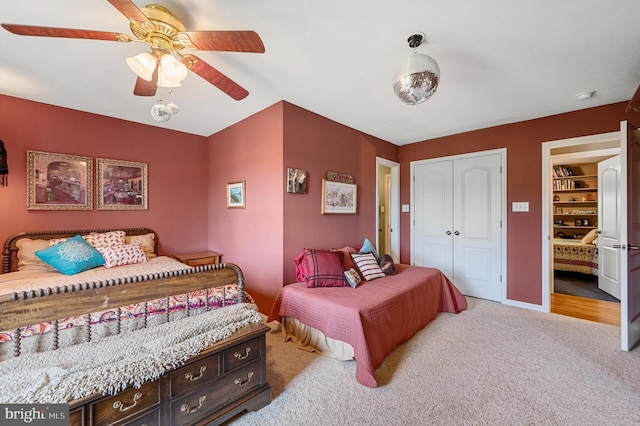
[181,54,249,100]
[107,0,152,24]
[626,83,640,112]
[1,23,132,42]
[133,67,158,97]
[179,30,265,53]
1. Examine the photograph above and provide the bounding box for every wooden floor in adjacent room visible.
[551,292,620,326]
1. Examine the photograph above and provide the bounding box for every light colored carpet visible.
[229,297,640,426]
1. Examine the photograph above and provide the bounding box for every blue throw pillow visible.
[360,237,380,262]
[35,235,105,275]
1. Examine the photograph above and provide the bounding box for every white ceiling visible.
[1,0,639,146]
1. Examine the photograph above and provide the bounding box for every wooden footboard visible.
[0,262,244,331]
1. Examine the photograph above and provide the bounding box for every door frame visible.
[540,131,620,312]
[409,148,507,302]
[376,157,400,261]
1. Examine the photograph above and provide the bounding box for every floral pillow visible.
[95,244,148,268]
[84,230,126,248]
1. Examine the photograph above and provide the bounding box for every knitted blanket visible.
[0,303,263,403]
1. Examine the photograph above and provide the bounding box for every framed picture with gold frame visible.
[26,150,92,210]
[321,179,357,214]
[96,158,148,210]
[227,181,246,208]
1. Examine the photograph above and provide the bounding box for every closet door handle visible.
[446,231,451,235]
[454,231,460,236]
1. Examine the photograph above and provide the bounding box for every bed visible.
[267,262,467,387]
[553,238,599,276]
[0,228,271,425]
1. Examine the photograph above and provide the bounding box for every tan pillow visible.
[580,229,598,245]
[125,233,156,259]
[16,238,56,272]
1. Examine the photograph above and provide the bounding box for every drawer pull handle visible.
[181,395,206,414]
[112,392,142,412]
[234,347,251,360]
[234,371,254,387]
[184,365,207,381]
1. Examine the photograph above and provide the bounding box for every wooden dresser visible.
[175,251,223,267]
[68,323,271,426]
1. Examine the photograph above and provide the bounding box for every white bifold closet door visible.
[413,153,502,302]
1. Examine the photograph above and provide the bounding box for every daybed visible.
[267,248,467,388]
[0,228,271,426]
[553,238,598,276]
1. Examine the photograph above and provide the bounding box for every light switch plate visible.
[402,204,410,213]
[512,202,529,212]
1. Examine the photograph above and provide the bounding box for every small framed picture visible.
[582,219,590,226]
[26,150,92,210]
[227,181,246,208]
[321,179,357,214]
[287,168,307,194]
[96,158,148,210]
[575,219,582,226]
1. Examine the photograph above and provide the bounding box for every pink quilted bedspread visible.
[267,264,467,387]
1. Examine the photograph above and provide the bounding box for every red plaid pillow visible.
[295,248,348,288]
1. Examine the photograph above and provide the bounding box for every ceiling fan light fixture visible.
[126,52,156,81]
[150,100,172,122]
[157,68,182,88]
[160,54,188,83]
[393,33,440,105]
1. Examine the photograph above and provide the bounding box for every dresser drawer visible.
[121,408,160,426]
[91,381,160,426]
[170,359,262,426]
[222,336,261,373]
[169,352,221,397]
[69,406,84,426]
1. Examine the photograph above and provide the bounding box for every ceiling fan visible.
[627,83,640,112]
[1,0,265,100]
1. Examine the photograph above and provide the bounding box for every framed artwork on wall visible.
[96,158,148,210]
[227,181,246,208]
[26,150,92,210]
[321,179,357,214]
[287,168,307,194]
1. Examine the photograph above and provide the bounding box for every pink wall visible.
[207,101,399,312]
[0,95,210,255]
[282,102,399,284]
[207,103,285,312]
[399,101,640,305]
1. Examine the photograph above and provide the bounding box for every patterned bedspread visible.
[0,257,251,348]
[267,264,467,387]
[553,239,598,275]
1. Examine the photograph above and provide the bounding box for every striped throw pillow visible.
[351,252,386,281]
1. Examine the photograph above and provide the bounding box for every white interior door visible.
[384,174,391,255]
[453,154,502,301]
[413,160,453,278]
[598,155,622,299]
[622,121,640,351]
[412,153,503,302]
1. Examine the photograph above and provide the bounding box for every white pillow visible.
[16,238,56,272]
[85,230,126,248]
[125,233,156,259]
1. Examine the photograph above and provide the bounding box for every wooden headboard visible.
[2,228,158,274]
